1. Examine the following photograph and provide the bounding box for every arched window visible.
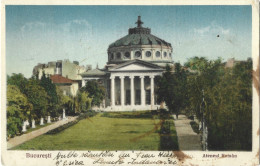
[146,51,151,57]
[124,52,130,59]
[135,51,141,58]
[110,53,114,60]
[116,52,121,59]
[156,51,160,58]
[169,53,172,58]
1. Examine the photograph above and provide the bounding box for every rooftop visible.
[80,68,106,76]
[108,16,172,48]
[50,75,73,84]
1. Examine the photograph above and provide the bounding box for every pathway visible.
[7,116,78,149]
[174,115,202,151]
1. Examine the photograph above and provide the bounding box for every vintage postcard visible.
[1,0,259,165]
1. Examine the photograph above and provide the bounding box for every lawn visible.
[13,111,179,150]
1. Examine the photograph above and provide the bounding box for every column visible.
[130,76,135,106]
[140,76,145,106]
[110,76,115,107]
[141,49,144,59]
[152,49,155,60]
[130,51,133,60]
[150,75,155,106]
[120,76,125,106]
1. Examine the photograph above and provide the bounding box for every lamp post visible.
[201,89,208,151]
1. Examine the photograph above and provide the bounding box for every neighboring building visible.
[33,59,85,80]
[225,58,252,68]
[225,58,236,68]
[81,16,174,111]
[50,75,79,97]
[32,59,86,96]
[33,62,56,78]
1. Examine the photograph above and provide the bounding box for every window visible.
[135,51,141,58]
[169,53,172,58]
[124,52,130,59]
[156,51,161,57]
[146,51,151,57]
[164,52,167,57]
[116,52,121,59]
[110,54,114,60]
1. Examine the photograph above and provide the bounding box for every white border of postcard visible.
[1,0,259,166]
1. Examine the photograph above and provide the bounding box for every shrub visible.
[47,110,97,135]
[101,111,153,119]
[159,120,179,150]
[47,120,78,135]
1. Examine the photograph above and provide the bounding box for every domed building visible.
[81,16,174,111]
[107,16,173,67]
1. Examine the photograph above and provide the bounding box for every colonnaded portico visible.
[109,74,161,111]
[107,59,164,111]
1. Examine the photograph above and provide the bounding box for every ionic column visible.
[150,75,155,106]
[120,76,125,106]
[140,76,145,106]
[130,76,135,106]
[110,76,115,107]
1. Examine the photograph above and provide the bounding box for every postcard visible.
[1,0,259,165]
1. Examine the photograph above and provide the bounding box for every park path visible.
[174,115,202,151]
[7,116,78,149]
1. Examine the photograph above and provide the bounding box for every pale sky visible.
[6,5,252,78]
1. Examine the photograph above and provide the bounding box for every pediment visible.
[109,60,163,72]
[116,63,158,71]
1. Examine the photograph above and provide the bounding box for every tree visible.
[171,63,188,118]
[77,91,92,112]
[156,64,187,118]
[186,57,252,150]
[80,80,105,106]
[184,56,210,72]
[24,78,48,120]
[56,86,75,115]
[186,57,223,121]
[7,73,28,94]
[40,72,59,116]
[7,85,32,137]
[156,64,175,111]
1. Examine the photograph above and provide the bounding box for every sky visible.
[6,5,252,78]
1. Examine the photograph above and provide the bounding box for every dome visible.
[107,16,173,66]
[109,29,171,48]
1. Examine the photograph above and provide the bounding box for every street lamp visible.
[200,89,208,151]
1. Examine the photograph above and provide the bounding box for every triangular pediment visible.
[109,60,163,72]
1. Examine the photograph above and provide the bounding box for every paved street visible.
[7,116,78,149]
[174,115,202,151]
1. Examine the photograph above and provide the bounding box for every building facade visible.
[33,59,86,97]
[81,16,174,111]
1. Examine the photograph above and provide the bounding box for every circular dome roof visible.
[109,16,172,48]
